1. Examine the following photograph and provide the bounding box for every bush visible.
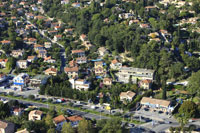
[8,92,14,96]
[28,95,35,100]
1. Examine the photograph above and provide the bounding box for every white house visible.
[0,74,7,82]
[0,59,8,68]
[69,78,90,91]
[13,73,29,90]
[16,60,28,69]
[120,91,136,102]
[98,47,109,56]
[110,59,122,70]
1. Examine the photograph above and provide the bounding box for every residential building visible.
[76,57,87,64]
[28,38,37,45]
[69,60,78,67]
[120,91,136,102]
[44,68,57,76]
[15,129,29,133]
[82,41,94,50]
[98,47,109,56]
[28,110,43,121]
[103,78,112,86]
[66,115,83,127]
[53,115,67,131]
[139,79,152,89]
[27,56,37,63]
[72,2,81,8]
[64,67,79,78]
[71,49,85,57]
[117,67,154,83]
[29,75,50,88]
[61,0,70,4]
[140,97,174,112]
[37,50,47,58]
[80,34,88,42]
[69,78,90,91]
[54,35,62,41]
[16,60,28,69]
[44,56,56,63]
[0,59,8,68]
[94,61,105,76]
[1,40,11,45]
[0,74,7,82]
[13,73,29,90]
[11,49,24,58]
[44,42,52,49]
[110,59,122,70]
[34,44,44,51]
[13,108,24,116]
[0,120,15,133]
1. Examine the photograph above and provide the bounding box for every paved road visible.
[0,96,108,120]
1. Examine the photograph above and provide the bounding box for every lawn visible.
[0,68,11,74]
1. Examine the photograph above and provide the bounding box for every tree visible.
[99,118,124,133]
[62,122,75,133]
[45,114,55,128]
[0,102,10,119]
[187,70,200,96]
[178,101,197,118]
[78,119,93,133]
[47,128,56,133]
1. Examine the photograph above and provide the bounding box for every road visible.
[0,96,108,120]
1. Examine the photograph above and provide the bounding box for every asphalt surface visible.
[0,96,108,120]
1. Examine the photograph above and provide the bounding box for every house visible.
[13,108,24,116]
[34,44,44,51]
[69,60,78,67]
[0,120,15,133]
[72,2,81,8]
[15,128,29,133]
[25,13,34,19]
[27,56,37,63]
[13,73,29,90]
[53,115,67,131]
[72,49,85,57]
[69,78,90,91]
[48,30,58,35]
[28,38,37,45]
[29,110,43,121]
[117,67,154,83]
[103,78,112,86]
[82,41,94,50]
[80,34,88,42]
[44,68,57,76]
[64,28,73,34]
[110,59,122,70]
[66,115,83,127]
[140,97,174,112]
[64,67,79,78]
[98,47,109,56]
[76,57,87,64]
[44,42,52,49]
[16,60,28,69]
[129,19,140,25]
[11,49,24,58]
[54,26,61,30]
[94,61,105,76]
[120,91,136,102]
[145,6,157,11]
[140,24,150,28]
[139,79,152,89]
[61,0,70,4]
[44,56,56,63]
[0,74,7,82]
[1,40,11,45]
[54,35,62,41]
[0,59,8,68]
[29,75,50,88]
[37,50,47,58]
